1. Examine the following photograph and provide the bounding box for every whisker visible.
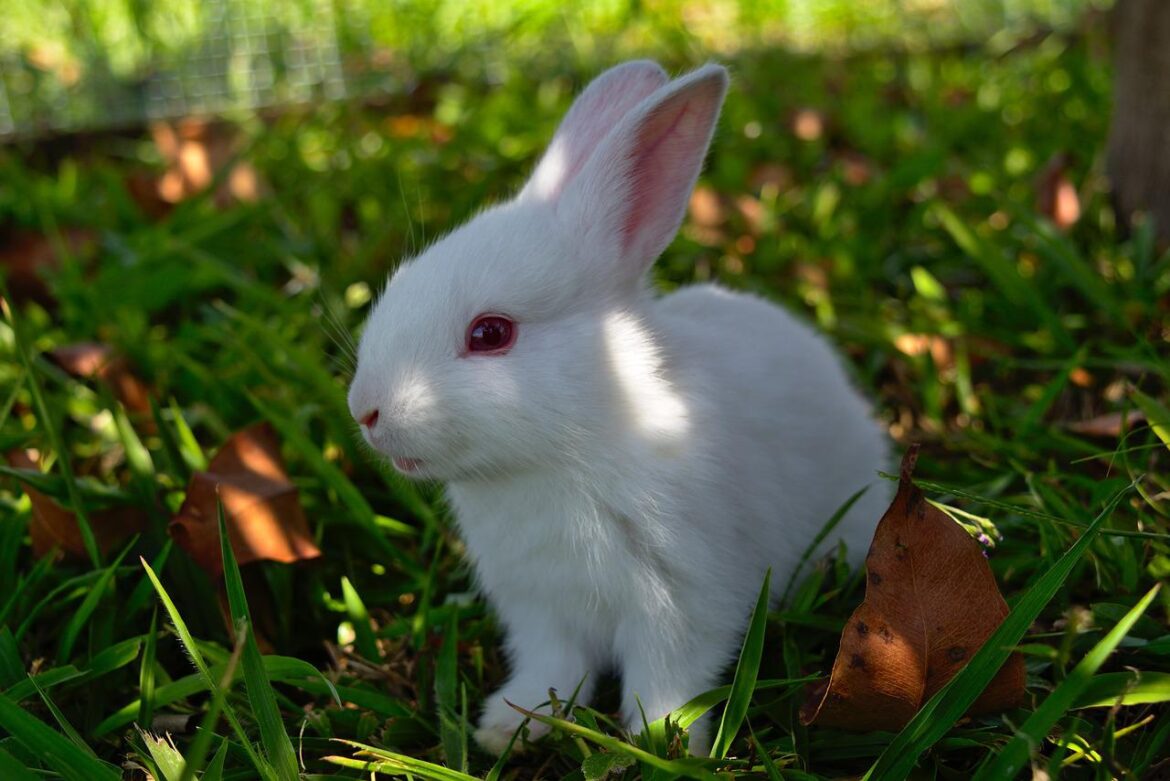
[396,169,418,256]
[313,295,359,376]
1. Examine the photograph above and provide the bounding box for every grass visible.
[1,5,1169,780]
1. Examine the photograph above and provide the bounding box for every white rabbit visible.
[348,60,891,756]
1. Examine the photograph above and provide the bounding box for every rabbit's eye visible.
[466,315,516,355]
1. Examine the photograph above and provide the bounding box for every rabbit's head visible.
[348,61,728,480]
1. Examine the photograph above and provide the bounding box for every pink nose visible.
[359,409,380,429]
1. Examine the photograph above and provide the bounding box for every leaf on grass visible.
[48,342,151,414]
[792,108,826,141]
[1036,153,1081,231]
[6,450,147,560]
[169,423,320,579]
[151,119,265,207]
[1066,410,1146,438]
[800,447,1025,731]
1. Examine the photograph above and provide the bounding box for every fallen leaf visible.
[1069,367,1094,388]
[48,342,152,414]
[1037,154,1081,230]
[688,185,726,228]
[170,422,320,579]
[7,450,147,559]
[792,108,825,141]
[801,446,1025,731]
[151,118,265,207]
[1066,410,1146,438]
[686,185,727,246]
[892,333,953,371]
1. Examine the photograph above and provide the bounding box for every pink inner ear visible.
[528,64,667,202]
[618,82,721,260]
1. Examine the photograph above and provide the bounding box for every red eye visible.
[466,314,516,354]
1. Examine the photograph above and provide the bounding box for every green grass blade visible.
[138,728,187,781]
[933,203,1070,349]
[149,396,192,483]
[711,569,771,759]
[83,635,144,680]
[0,556,54,630]
[340,576,380,662]
[139,555,276,779]
[667,677,818,731]
[126,541,174,616]
[95,654,346,736]
[201,739,231,781]
[511,707,719,780]
[435,607,466,772]
[179,627,245,781]
[112,401,156,488]
[0,627,23,688]
[218,498,301,781]
[863,482,1132,781]
[1022,214,1128,328]
[167,397,208,471]
[325,750,480,781]
[1,284,100,566]
[3,666,85,703]
[30,676,94,756]
[138,608,159,728]
[748,723,784,781]
[1072,671,1170,708]
[976,583,1162,779]
[58,537,133,661]
[1131,388,1170,452]
[0,691,121,781]
[0,745,42,781]
[16,567,132,643]
[781,487,867,605]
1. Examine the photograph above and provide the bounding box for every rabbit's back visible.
[652,283,891,588]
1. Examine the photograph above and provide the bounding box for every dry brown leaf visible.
[1037,154,1082,230]
[151,118,265,207]
[7,450,148,559]
[170,422,320,579]
[1066,410,1146,438]
[892,333,954,372]
[801,447,1025,730]
[686,185,728,246]
[792,108,826,141]
[48,342,152,414]
[688,185,726,228]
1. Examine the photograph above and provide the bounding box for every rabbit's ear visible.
[520,61,669,202]
[563,64,728,281]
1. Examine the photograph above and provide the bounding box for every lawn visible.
[1,2,1168,779]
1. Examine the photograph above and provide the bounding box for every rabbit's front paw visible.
[474,695,549,755]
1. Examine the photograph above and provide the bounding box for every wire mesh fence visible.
[0,0,1109,140]
[0,0,348,138]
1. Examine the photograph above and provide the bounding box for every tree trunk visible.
[1107,0,1170,241]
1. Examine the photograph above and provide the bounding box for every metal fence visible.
[0,0,347,138]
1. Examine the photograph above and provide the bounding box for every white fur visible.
[348,60,891,756]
